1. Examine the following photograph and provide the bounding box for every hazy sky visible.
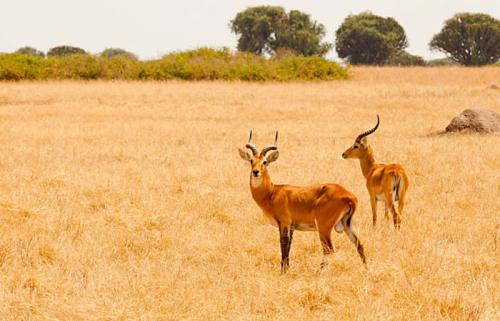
[1,1,498,60]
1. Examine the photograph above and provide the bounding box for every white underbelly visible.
[262,215,317,231]
[294,223,317,231]
[262,212,318,231]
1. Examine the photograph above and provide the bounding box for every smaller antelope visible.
[239,131,366,273]
[342,116,409,229]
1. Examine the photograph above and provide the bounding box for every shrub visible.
[45,54,101,79]
[0,54,45,80]
[427,57,459,66]
[141,48,347,81]
[100,56,142,79]
[0,48,348,81]
[387,51,426,66]
[274,55,348,80]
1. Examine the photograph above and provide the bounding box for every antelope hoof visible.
[281,259,289,274]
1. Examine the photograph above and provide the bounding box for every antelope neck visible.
[359,146,377,178]
[250,170,274,203]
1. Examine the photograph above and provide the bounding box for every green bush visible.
[387,51,426,66]
[275,55,348,80]
[100,56,142,79]
[427,57,460,66]
[138,48,348,81]
[0,48,348,81]
[0,54,45,80]
[45,54,102,79]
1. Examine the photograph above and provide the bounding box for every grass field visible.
[0,67,498,320]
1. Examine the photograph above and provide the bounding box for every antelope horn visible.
[260,131,278,156]
[245,130,258,156]
[356,115,380,142]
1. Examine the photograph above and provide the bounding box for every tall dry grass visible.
[0,67,498,320]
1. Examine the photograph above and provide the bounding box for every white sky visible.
[1,0,498,60]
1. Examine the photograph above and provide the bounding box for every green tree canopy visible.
[335,12,408,65]
[47,45,86,57]
[230,6,331,56]
[430,13,500,66]
[274,10,331,56]
[101,48,138,60]
[15,46,45,58]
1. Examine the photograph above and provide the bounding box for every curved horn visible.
[245,130,258,156]
[260,131,278,157]
[356,115,380,142]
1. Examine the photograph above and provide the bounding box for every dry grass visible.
[0,67,499,320]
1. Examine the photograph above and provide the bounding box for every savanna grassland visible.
[0,67,498,320]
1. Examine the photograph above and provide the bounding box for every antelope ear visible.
[266,150,279,164]
[238,148,251,161]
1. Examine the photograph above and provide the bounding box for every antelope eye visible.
[262,160,268,166]
[250,159,254,164]
[353,145,358,149]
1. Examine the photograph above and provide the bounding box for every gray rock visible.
[445,108,500,133]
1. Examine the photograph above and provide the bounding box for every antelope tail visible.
[334,199,356,234]
[392,174,403,203]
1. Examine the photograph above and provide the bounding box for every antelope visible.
[238,131,366,273]
[342,115,409,229]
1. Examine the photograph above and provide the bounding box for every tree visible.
[230,6,331,56]
[274,10,331,56]
[47,45,86,57]
[100,48,138,60]
[16,46,45,58]
[336,12,408,65]
[430,13,500,66]
[231,6,286,55]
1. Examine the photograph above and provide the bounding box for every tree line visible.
[10,9,500,67]
[15,47,138,61]
[231,8,499,66]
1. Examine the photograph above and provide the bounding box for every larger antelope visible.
[239,131,366,273]
[342,115,409,229]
